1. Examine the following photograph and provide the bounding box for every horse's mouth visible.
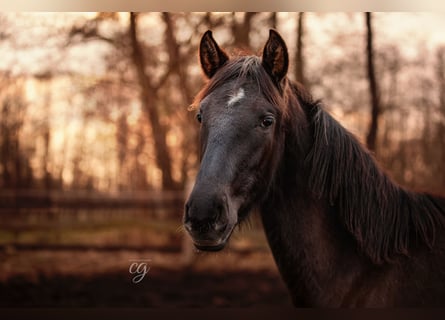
[191,222,236,252]
[194,242,226,252]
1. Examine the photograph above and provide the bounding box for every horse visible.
[183,29,445,307]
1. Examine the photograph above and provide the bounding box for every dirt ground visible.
[0,247,291,307]
[0,210,291,308]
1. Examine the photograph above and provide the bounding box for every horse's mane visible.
[300,89,445,264]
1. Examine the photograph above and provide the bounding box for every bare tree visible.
[365,12,381,152]
[161,13,200,187]
[436,47,445,189]
[129,12,178,190]
[295,12,306,86]
[69,12,205,190]
[35,72,54,190]
[0,77,33,189]
[269,12,277,29]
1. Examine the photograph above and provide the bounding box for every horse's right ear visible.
[262,29,289,86]
[199,30,229,79]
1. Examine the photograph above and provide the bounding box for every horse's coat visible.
[184,29,445,307]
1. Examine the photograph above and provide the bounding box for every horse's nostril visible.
[216,202,224,219]
[184,221,193,233]
[214,221,227,233]
[184,202,191,222]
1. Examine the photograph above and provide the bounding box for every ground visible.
[0,209,291,307]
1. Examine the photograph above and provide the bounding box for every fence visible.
[0,189,186,210]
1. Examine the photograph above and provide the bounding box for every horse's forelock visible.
[190,56,288,116]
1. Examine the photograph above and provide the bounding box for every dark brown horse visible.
[184,29,445,307]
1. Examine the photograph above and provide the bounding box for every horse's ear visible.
[199,30,229,79]
[262,29,289,86]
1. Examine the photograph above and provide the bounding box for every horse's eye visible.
[261,116,274,128]
[196,113,202,123]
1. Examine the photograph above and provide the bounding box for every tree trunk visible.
[42,81,52,190]
[365,12,381,153]
[162,13,199,188]
[116,112,128,190]
[436,47,445,189]
[0,100,11,187]
[232,12,257,49]
[269,12,277,29]
[295,12,306,86]
[162,13,193,104]
[129,12,177,190]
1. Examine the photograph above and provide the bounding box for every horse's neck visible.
[260,180,365,306]
[259,95,369,306]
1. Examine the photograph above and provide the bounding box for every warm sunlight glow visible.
[2,12,445,192]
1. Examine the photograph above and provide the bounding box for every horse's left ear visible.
[262,29,289,86]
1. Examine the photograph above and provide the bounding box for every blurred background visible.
[0,12,444,307]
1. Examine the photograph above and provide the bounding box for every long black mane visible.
[300,85,445,264]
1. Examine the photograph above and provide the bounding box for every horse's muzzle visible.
[184,193,236,251]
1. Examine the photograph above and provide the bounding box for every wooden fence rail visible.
[0,189,186,210]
